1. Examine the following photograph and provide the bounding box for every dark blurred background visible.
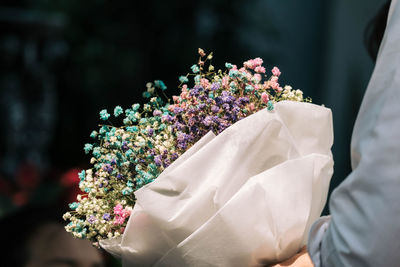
[0,0,385,234]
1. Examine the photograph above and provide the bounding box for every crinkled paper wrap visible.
[101,101,334,267]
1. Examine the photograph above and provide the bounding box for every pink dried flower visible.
[114,204,123,215]
[122,208,131,219]
[168,105,175,112]
[180,91,188,99]
[271,81,280,90]
[249,103,255,111]
[253,57,263,66]
[173,96,180,103]
[255,66,266,73]
[261,92,269,103]
[114,215,125,225]
[272,66,281,76]
[244,60,255,69]
[246,73,252,81]
[222,76,229,88]
[200,78,209,88]
[253,74,262,82]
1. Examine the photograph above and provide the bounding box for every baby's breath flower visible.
[84,143,93,154]
[114,106,123,117]
[99,109,110,121]
[225,62,233,69]
[90,131,98,139]
[179,76,189,83]
[154,80,167,90]
[191,64,200,73]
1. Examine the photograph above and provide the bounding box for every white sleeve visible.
[308,0,400,266]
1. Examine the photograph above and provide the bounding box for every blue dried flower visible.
[142,91,151,98]
[69,202,79,210]
[230,81,237,90]
[83,143,93,154]
[114,106,123,117]
[90,131,98,139]
[154,80,167,90]
[229,70,239,78]
[125,149,133,158]
[225,62,233,69]
[122,187,133,195]
[92,147,101,158]
[245,85,254,93]
[132,103,140,111]
[267,101,274,111]
[179,76,189,83]
[126,126,139,132]
[78,170,86,181]
[99,109,110,121]
[127,180,134,187]
[99,126,108,135]
[191,64,200,73]
[194,75,200,84]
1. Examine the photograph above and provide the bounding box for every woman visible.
[273,0,400,266]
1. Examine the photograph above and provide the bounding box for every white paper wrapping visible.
[100,101,334,267]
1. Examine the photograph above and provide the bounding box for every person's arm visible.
[274,1,400,266]
[307,0,400,265]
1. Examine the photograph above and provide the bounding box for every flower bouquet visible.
[63,49,333,266]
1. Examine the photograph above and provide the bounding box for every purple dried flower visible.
[238,96,250,104]
[198,94,208,101]
[203,116,214,127]
[190,125,199,134]
[188,117,196,126]
[188,107,197,115]
[161,114,170,122]
[211,82,220,91]
[154,155,162,166]
[211,105,219,113]
[88,215,97,224]
[103,164,113,174]
[174,121,185,131]
[174,107,184,114]
[121,141,129,152]
[103,213,111,221]
[163,158,171,168]
[171,152,179,161]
